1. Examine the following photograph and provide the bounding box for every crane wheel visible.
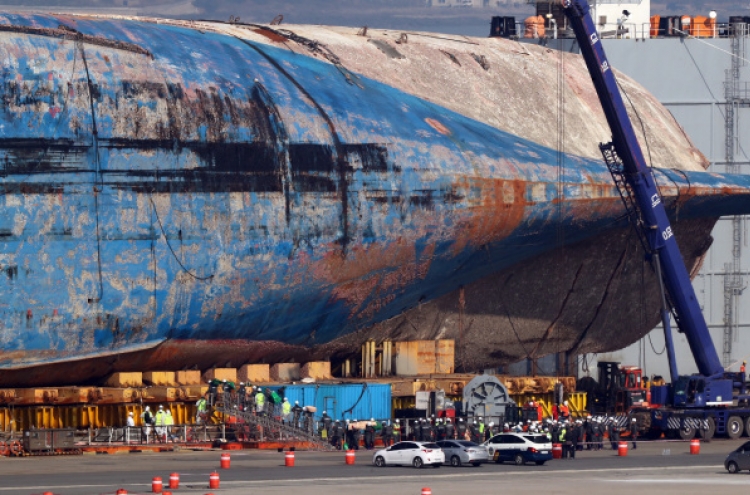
[727,416,744,440]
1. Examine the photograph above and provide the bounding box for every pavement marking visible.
[605,478,749,485]
[0,464,723,491]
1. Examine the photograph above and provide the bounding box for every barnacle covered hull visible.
[0,14,749,385]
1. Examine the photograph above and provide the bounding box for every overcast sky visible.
[2,1,748,37]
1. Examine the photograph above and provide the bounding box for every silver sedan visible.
[436,440,489,467]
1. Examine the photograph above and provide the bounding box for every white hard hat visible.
[370,418,374,421]
[564,400,568,406]
[446,418,451,423]
[632,418,637,422]
[284,397,288,401]
[128,412,134,416]
[145,406,150,411]
[395,419,400,422]
[489,422,495,427]
[295,401,299,404]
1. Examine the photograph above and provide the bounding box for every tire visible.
[699,417,716,441]
[535,461,546,466]
[472,462,481,467]
[727,461,739,474]
[514,454,525,466]
[450,455,461,467]
[727,416,744,440]
[374,456,386,467]
[679,423,696,440]
[412,456,424,469]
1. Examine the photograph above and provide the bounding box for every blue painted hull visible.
[0,14,748,383]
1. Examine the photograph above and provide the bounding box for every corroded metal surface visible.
[0,13,748,385]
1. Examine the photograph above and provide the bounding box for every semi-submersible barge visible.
[1,13,750,386]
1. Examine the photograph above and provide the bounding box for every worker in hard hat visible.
[154,405,166,443]
[445,418,454,440]
[140,406,153,443]
[380,421,393,447]
[630,417,638,449]
[291,400,303,429]
[282,397,292,425]
[364,418,376,449]
[393,419,401,442]
[254,388,265,417]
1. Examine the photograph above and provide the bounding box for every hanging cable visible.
[79,38,104,302]
[148,195,214,281]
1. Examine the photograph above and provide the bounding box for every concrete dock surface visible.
[2,438,749,495]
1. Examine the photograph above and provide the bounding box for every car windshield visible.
[422,443,440,449]
[457,441,479,447]
[524,435,550,444]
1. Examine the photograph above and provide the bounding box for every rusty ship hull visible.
[0,14,749,385]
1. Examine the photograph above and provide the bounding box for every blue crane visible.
[560,0,737,409]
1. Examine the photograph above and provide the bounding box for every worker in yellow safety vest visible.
[282,397,292,424]
[154,405,166,442]
[196,395,209,424]
[255,389,265,416]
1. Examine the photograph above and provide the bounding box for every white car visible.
[482,433,553,466]
[372,441,445,468]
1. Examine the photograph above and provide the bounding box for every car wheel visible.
[413,456,424,469]
[727,461,739,474]
[727,416,744,440]
[472,462,481,467]
[535,461,546,466]
[514,454,525,466]
[374,456,386,467]
[450,455,461,467]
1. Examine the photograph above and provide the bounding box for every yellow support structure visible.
[0,403,201,432]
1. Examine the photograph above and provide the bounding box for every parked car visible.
[372,441,445,468]
[725,440,750,473]
[482,433,553,466]
[436,440,488,467]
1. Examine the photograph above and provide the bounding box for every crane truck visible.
[562,0,749,440]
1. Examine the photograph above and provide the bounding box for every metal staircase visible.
[214,400,335,451]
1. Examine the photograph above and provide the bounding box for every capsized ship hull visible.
[0,14,749,386]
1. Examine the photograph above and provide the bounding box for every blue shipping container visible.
[263,383,391,421]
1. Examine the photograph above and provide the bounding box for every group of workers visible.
[125,405,178,443]
[315,415,400,450]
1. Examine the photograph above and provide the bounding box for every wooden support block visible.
[143,371,177,386]
[99,388,140,404]
[175,370,201,386]
[56,387,103,404]
[104,372,143,388]
[238,364,270,383]
[269,363,300,382]
[300,362,331,379]
[201,368,237,384]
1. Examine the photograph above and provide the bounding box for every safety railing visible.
[214,397,336,450]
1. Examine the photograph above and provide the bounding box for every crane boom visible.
[560,0,724,379]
